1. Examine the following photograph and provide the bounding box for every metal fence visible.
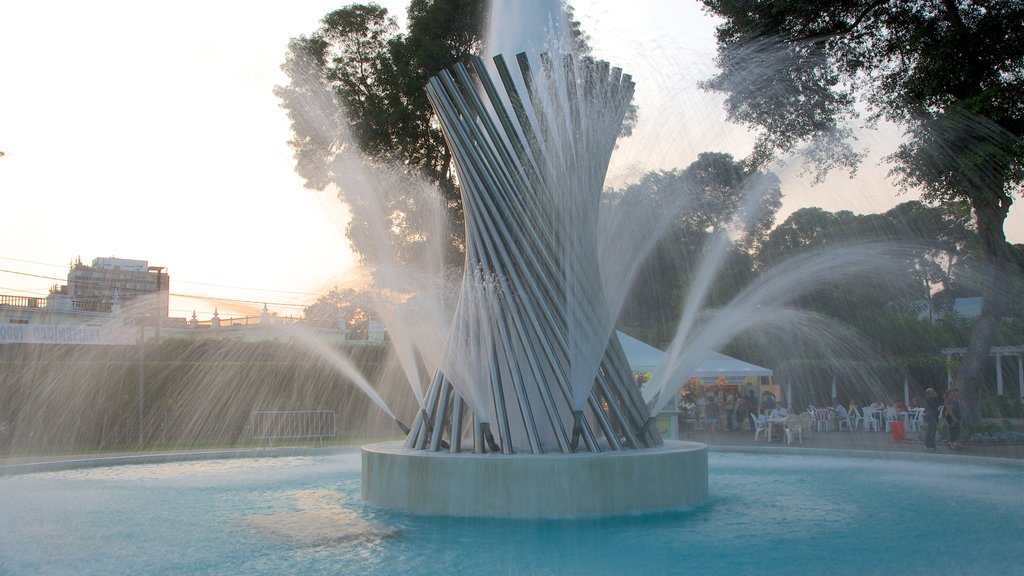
[250,410,336,447]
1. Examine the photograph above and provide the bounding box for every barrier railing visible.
[250,410,336,447]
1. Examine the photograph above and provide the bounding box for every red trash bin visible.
[891,420,905,441]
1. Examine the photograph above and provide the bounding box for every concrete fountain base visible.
[361,440,707,518]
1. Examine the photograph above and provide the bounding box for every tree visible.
[616,152,781,346]
[277,1,602,269]
[304,286,374,338]
[759,202,975,320]
[276,1,487,267]
[702,0,1024,421]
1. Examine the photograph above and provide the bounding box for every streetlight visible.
[147,266,166,344]
[139,265,165,449]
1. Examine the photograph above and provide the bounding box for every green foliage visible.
[981,394,1023,419]
[972,419,1012,435]
[303,286,374,338]
[276,1,486,266]
[755,201,985,331]
[701,0,1024,404]
[615,153,781,347]
[277,1,602,267]
[701,0,1024,186]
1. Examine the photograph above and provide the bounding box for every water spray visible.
[476,422,500,453]
[394,419,411,435]
[569,410,584,452]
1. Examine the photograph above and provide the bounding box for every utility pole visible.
[138,323,144,449]
[148,266,166,344]
[139,266,165,450]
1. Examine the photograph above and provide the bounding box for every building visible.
[0,256,168,328]
[1,256,372,345]
[66,257,168,316]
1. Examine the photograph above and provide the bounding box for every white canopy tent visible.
[617,332,776,438]
[617,331,772,379]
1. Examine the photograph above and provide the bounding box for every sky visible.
[2,1,1021,321]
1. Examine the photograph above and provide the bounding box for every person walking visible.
[724,392,735,431]
[944,387,963,450]
[923,387,940,451]
[704,393,719,441]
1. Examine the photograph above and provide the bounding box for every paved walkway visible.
[4,423,1024,474]
[688,424,1024,461]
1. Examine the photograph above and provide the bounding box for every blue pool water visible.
[0,451,1020,575]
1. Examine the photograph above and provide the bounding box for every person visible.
[735,395,749,432]
[704,394,719,440]
[944,387,963,450]
[762,391,776,415]
[677,393,696,438]
[923,387,940,451]
[835,402,850,430]
[723,392,735,431]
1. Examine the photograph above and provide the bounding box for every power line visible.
[0,268,63,282]
[170,292,309,309]
[0,255,70,269]
[0,264,317,310]
[173,278,323,297]
[0,285,46,296]
[0,260,325,299]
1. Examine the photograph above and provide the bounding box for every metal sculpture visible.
[404,52,661,454]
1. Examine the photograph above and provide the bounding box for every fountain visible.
[358,2,911,518]
[2,1,1023,572]
[360,35,708,517]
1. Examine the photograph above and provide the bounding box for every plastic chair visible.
[784,413,811,444]
[883,407,898,432]
[861,407,880,431]
[908,408,924,432]
[849,407,863,430]
[815,408,833,431]
[834,405,852,431]
[751,413,768,442]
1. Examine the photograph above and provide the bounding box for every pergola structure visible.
[402,52,661,454]
[942,345,1024,400]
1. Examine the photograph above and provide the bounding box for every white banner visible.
[0,324,139,345]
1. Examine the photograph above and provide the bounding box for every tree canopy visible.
[304,286,374,338]
[276,1,487,267]
[277,1,602,268]
[616,153,781,346]
[701,0,1024,418]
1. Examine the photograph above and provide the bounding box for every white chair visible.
[835,406,853,431]
[751,413,768,442]
[861,407,880,432]
[849,407,863,430]
[883,407,898,432]
[784,413,811,444]
[815,408,833,431]
[908,408,924,432]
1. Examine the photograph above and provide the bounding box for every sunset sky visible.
[2,1,1019,321]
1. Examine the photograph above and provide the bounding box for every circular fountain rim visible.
[361,440,709,518]
[3,444,1019,478]
[711,444,1024,469]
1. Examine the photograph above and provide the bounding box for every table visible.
[767,417,788,443]
[664,410,698,440]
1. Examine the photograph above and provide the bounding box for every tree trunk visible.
[955,195,1013,425]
